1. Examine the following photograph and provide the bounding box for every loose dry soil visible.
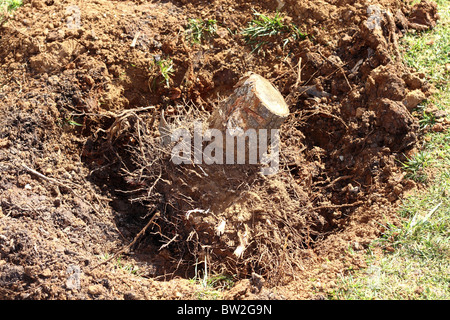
[0,0,442,299]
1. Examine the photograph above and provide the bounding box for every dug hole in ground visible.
[0,0,442,299]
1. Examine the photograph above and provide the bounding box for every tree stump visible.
[209,72,289,133]
[136,73,292,272]
[207,73,289,169]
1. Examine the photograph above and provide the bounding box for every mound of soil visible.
[0,0,438,299]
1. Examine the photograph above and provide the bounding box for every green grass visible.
[149,56,174,90]
[400,150,433,183]
[241,10,306,54]
[101,253,142,276]
[1,0,21,11]
[0,0,22,25]
[155,57,174,88]
[186,18,218,44]
[333,1,450,300]
[331,179,450,299]
[417,107,437,129]
[401,2,450,90]
[190,274,235,300]
[189,258,236,300]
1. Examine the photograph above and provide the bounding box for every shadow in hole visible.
[81,134,187,280]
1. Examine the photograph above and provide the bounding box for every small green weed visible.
[191,273,236,300]
[413,104,436,130]
[65,118,83,127]
[189,258,236,300]
[101,253,141,276]
[149,56,174,90]
[57,115,83,128]
[186,18,217,44]
[0,0,22,25]
[418,110,436,129]
[203,274,235,291]
[400,151,431,183]
[115,255,141,275]
[1,0,22,11]
[241,10,306,54]
[156,58,174,87]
